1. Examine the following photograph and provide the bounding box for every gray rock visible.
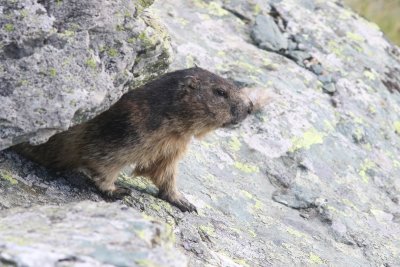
[318,74,333,84]
[251,14,288,52]
[322,83,336,94]
[0,201,187,267]
[285,50,311,66]
[310,64,324,75]
[0,0,172,150]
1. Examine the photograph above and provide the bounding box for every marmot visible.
[13,67,254,212]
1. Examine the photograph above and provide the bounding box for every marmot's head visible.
[175,67,253,137]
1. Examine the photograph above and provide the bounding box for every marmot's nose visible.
[248,101,254,114]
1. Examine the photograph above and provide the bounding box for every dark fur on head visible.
[13,67,253,212]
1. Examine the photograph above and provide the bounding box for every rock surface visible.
[1,0,400,266]
[0,201,186,267]
[0,0,172,150]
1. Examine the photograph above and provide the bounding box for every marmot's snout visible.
[226,91,254,126]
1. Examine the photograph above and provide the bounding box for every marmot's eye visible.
[214,88,228,98]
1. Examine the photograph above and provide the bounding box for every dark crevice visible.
[269,5,288,30]
[221,5,251,23]
[382,67,400,93]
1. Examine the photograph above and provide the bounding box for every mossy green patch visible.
[4,23,14,32]
[290,128,325,152]
[0,170,18,185]
[234,162,259,173]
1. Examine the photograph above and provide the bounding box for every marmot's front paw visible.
[159,192,198,213]
[102,185,131,200]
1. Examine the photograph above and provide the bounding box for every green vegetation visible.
[344,0,400,45]
[4,23,14,32]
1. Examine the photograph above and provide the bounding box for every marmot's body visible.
[13,67,253,212]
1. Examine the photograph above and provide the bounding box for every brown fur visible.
[12,67,253,212]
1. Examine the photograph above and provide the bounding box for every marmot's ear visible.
[184,75,200,90]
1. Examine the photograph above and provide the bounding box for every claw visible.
[158,192,197,213]
[102,185,131,200]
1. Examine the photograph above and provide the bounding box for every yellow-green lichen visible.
[327,40,344,57]
[137,0,154,9]
[234,258,251,267]
[203,173,216,184]
[247,229,256,238]
[4,23,14,32]
[363,70,376,80]
[134,229,147,241]
[0,170,18,185]
[20,9,28,18]
[185,54,195,68]
[342,198,359,211]
[61,30,75,38]
[136,259,158,267]
[358,159,375,183]
[290,128,325,152]
[149,202,161,212]
[5,236,30,246]
[85,58,97,69]
[394,121,400,134]
[207,2,229,16]
[199,224,216,237]
[353,127,364,142]
[286,227,306,238]
[309,252,324,264]
[49,68,57,77]
[323,120,335,132]
[116,24,125,31]
[234,162,259,173]
[107,48,118,57]
[346,32,365,42]
[234,61,262,74]
[253,4,262,15]
[229,136,241,152]
[217,50,226,57]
